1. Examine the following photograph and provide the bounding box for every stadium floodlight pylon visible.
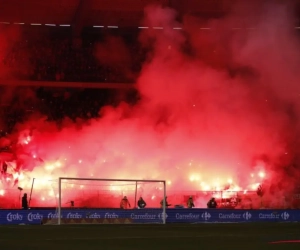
[56,177,167,225]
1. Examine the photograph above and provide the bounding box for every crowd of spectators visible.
[1,26,146,83]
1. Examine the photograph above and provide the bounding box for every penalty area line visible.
[269,240,300,244]
[42,235,213,241]
[0,235,213,241]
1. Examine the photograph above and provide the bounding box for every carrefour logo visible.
[201,212,211,221]
[243,212,252,220]
[281,212,290,220]
[158,213,168,219]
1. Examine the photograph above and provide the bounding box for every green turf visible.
[0,223,299,250]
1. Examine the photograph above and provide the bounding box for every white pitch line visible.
[47,235,213,240]
[0,235,213,241]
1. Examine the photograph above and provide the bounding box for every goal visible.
[47,177,167,225]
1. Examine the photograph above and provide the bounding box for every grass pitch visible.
[0,223,299,250]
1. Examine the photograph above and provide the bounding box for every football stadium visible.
[1,0,300,249]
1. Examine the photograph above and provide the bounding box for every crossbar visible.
[59,177,165,182]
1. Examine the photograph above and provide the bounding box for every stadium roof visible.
[0,0,248,26]
[0,0,299,28]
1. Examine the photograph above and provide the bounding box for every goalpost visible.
[54,177,167,225]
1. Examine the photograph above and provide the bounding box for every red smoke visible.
[1,2,300,209]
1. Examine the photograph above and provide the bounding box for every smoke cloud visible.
[1,2,300,209]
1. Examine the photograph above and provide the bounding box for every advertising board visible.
[0,209,298,225]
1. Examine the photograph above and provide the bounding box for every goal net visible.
[44,178,167,225]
